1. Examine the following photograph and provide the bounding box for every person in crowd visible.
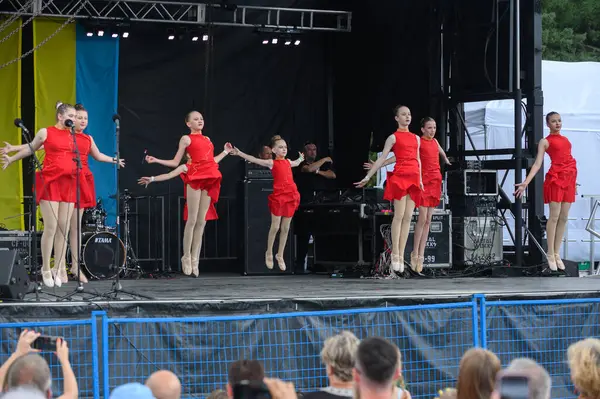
[226,360,266,398]
[0,330,77,399]
[568,338,600,399]
[364,117,450,272]
[506,358,551,399]
[231,136,304,271]
[353,337,412,399]
[258,145,273,160]
[356,105,423,273]
[2,387,48,399]
[144,111,232,277]
[304,331,359,399]
[294,141,336,271]
[207,389,229,399]
[514,111,577,271]
[110,382,155,399]
[145,370,181,399]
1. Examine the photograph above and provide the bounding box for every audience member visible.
[1,386,48,399]
[568,338,600,399]
[207,389,229,399]
[304,331,359,399]
[455,348,500,399]
[226,360,265,398]
[110,382,155,399]
[506,358,551,399]
[145,370,181,399]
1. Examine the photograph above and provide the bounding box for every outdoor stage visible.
[2,273,600,319]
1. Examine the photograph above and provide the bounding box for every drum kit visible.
[68,192,143,280]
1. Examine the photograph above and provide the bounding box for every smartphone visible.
[497,373,530,399]
[233,380,272,399]
[32,335,61,351]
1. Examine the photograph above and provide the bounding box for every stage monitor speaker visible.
[0,250,30,300]
[242,180,294,275]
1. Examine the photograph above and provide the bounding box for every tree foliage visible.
[542,0,600,61]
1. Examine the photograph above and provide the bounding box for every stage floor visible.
[2,273,600,318]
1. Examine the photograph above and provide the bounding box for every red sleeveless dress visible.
[544,133,577,204]
[35,126,77,204]
[419,137,442,207]
[268,159,300,217]
[383,131,422,203]
[74,131,96,208]
[180,133,220,221]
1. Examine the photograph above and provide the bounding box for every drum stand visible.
[121,192,144,279]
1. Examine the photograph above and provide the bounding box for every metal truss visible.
[0,0,352,32]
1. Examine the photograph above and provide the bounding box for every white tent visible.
[464,60,600,262]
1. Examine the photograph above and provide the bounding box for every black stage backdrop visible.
[118,0,435,272]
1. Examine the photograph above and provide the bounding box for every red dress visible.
[383,131,422,203]
[544,133,577,203]
[268,159,300,217]
[181,134,220,221]
[35,126,77,204]
[419,137,442,208]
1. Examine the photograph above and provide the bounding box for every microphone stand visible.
[99,115,151,300]
[19,125,61,301]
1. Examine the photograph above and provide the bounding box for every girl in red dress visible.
[515,111,577,271]
[1,103,78,288]
[145,111,232,277]
[231,135,304,271]
[364,117,451,273]
[356,105,423,273]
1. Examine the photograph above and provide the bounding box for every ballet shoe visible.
[265,252,274,270]
[191,258,199,277]
[59,267,68,284]
[51,268,62,288]
[41,269,54,288]
[181,256,192,275]
[275,254,286,271]
[410,252,418,271]
[391,254,404,273]
[70,265,88,283]
[546,253,557,271]
[417,255,425,273]
[554,253,565,270]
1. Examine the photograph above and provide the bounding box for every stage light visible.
[111,32,118,38]
[97,29,104,37]
[272,38,278,44]
[294,39,300,46]
[192,36,199,41]
[168,35,175,40]
[86,32,93,37]
[284,40,291,45]
[202,34,209,41]
[122,31,129,38]
[262,39,268,44]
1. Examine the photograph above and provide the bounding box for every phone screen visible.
[31,336,59,351]
[499,375,529,399]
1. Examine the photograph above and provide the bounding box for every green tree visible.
[542,0,600,61]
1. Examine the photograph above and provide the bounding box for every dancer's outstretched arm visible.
[90,137,125,167]
[289,152,305,167]
[138,165,188,187]
[355,134,396,187]
[514,138,548,198]
[232,147,274,169]
[364,156,396,170]
[214,142,233,163]
[145,135,191,168]
[1,129,47,169]
[435,139,451,165]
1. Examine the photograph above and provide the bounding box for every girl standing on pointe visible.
[145,111,232,277]
[1,103,78,288]
[364,117,450,273]
[356,105,423,273]
[514,111,576,271]
[231,135,304,271]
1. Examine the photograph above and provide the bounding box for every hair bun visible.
[55,101,63,110]
[74,103,85,111]
[271,135,282,141]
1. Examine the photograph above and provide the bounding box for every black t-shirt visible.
[295,159,335,202]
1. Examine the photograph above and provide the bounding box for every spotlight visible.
[262,39,268,44]
[168,34,175,40]
[192,36,199,41]
[111,32,118,38]
[97,29,104,37]
[294,39,300,46]
[271,38,278,44]
[284,40,291,46]
[122,31,129,38]
[86,32,93,37]
[167,28,175,40]
[202,34,209,41]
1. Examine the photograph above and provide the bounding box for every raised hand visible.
[230,147,240,156]
[0,141,15,155]
[16,329,41,355]
[363,160,375,170]
[297,152,304,162]
[55,337,69,363]
[354,177,369,188]
[224,142,233,153]
[514,182,527,198]
[145,155,157,164]
[138,177,153,187]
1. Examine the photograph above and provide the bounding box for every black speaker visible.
[242,180,294,275]
[0,250,31,300]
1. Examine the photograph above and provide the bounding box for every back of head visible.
[456,348,501,399]
[507,358,551,399]
[321,331,360,382]
[356,337,398,386]
[110,383,155,399]
[568,338,600,399]
[228,360,265,386]
[2,386,48,399]
[145,370,181,399]
[5,354,51,395]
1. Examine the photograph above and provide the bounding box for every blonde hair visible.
[456,348,501,399]
[320,331,360,382]
[568,338,600,399]
[207,389,228,399]
[270,135,284,148]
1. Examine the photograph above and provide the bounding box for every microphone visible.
[13,118,30,134]
[112,114,120,127]
[64,119,74,128]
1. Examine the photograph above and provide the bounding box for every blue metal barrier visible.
[0,311,101,399]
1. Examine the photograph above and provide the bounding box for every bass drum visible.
[82,232,125,279]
